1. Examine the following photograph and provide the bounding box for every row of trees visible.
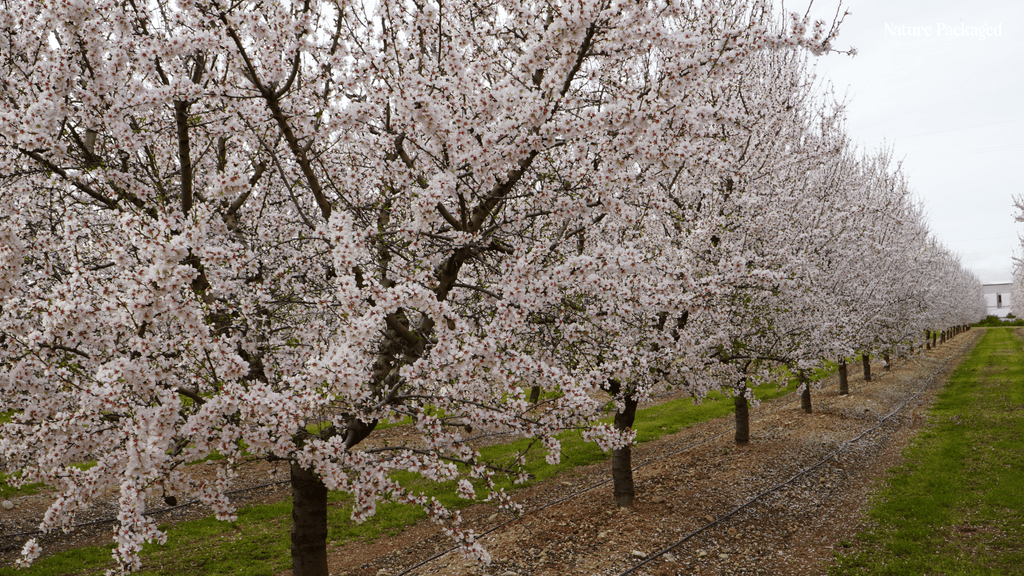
[0,0,985,574]
[1011,198,1024,317]
[1014,267,1024,319]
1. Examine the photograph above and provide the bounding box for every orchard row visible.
[0,0,985,574]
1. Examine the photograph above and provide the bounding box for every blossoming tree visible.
[0,0,843,573]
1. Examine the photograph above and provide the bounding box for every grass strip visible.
[832,327,1024,575]
[0,473,43,500]
[3,373,817,576]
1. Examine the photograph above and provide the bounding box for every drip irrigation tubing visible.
[393,422,734,576]
[391,335,972,576]
[0,359,820,552]
[0,368,808,561]
[615,336,972,576]
[0,333,972,565]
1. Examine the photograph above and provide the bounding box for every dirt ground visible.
[310,331,980,576]
[1,330,981,576]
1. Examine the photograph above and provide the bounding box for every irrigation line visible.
[0,334,971,566]
[392,369,825,575]
[0,358,814,553]
[393,426,736,576]
[615,336,971,576]
[391,338,971,576]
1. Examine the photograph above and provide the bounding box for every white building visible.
[982,283,1013,318]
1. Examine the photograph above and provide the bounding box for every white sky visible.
[790,0,1024,284]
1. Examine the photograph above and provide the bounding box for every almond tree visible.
[681,112,987,440]
[668,53,855,438]
[1012,264,1024,320]
[508,7,851,500]
[835,157,984,372]
[812,150,930,384]
[0,0,842,572]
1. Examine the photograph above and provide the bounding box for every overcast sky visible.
[790,0,1024,284]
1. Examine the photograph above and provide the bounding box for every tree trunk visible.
[838,360,849,395]
[800,372,812,413]
[932,331,937,348]
[734,388,749,444]
[862,353,871,382]
[291,462,329,576]
[611,394,638,507]
[883,353,891,371]
[529,385,541,404]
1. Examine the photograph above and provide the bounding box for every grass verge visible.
[831,327,1024,575]
[3,372,819,576]
[0,473,44,500]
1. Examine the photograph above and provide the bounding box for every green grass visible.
[2,374,813,576]
[0,471,45,499]
[0,546,115,576]
[1,410,42,498]
[831,327,1024,575]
